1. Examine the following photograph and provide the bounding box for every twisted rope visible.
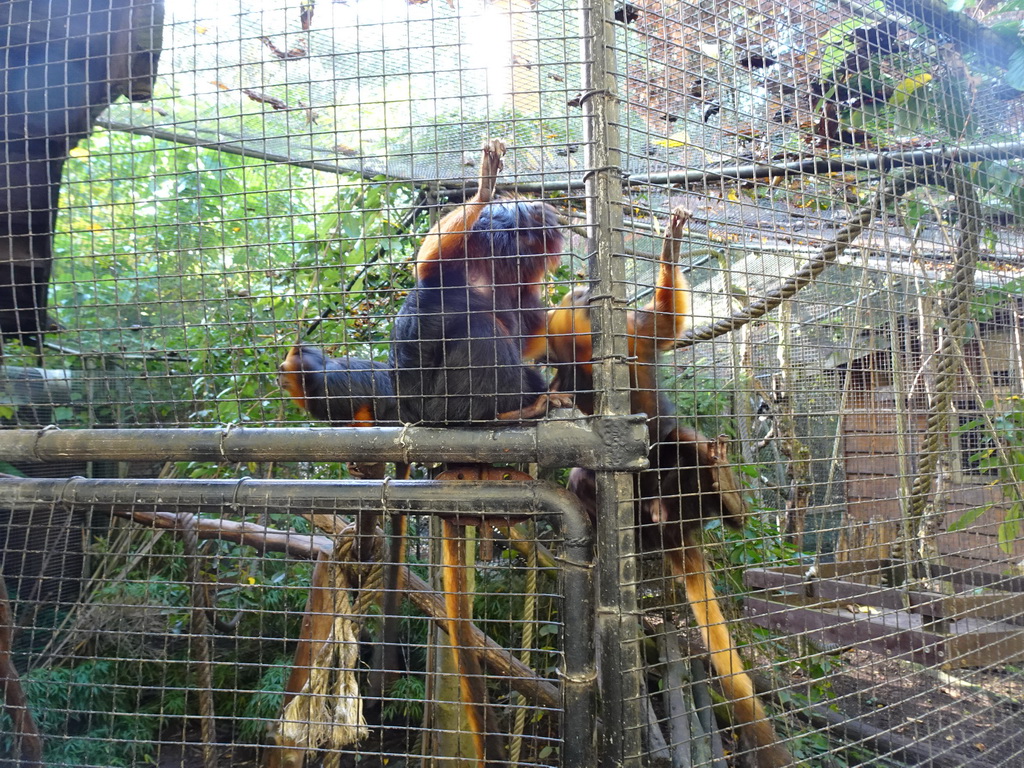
[279,523,385,764]
[676,172,929,349]
[905,167,983,562]
[508,523,539,767]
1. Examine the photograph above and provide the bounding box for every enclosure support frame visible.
[0,475,597,768]
[579,1,646,766]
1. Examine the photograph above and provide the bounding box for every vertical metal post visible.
[559,496,597,768]
[578,1,645,766]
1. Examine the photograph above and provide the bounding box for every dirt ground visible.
[146,647,1024,768]
[815,648,1024,767]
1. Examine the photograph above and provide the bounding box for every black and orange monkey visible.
[524,206,691,423]
[390,138,573,425]
[277,339,411,498]
[279,344,399,428]
[648,429,791,767]
[541,209,792,766]
[278,343,411,718]
[567,429,792,767]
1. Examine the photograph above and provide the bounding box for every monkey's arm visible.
[532,208,691,413]
[631,206,692,356]
[415,139,506,280]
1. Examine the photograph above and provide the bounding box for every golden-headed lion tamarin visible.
[540,208,792,767]
[390,138,572,425]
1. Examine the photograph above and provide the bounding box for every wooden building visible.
[837,301,1024,574]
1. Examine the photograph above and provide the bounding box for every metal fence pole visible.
[579,1,646,765]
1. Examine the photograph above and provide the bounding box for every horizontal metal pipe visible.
[102,120,1024,194]
[0,418,649,471]
[620,140,1024,189]
[0,476,593,529]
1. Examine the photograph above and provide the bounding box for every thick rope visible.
[675,204,879,349]
[676,172,933,349]
[508,524,538,767]
[278,524,383,764]
[904,166,982,563]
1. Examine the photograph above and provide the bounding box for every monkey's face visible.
[277,349,308,407]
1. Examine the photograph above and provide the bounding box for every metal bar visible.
[0,419,649,471]
[614,140,1024,189]
[555,485,597,768]
[0,475,572,516]
[578,1,645,766]
[102,120,1024,194]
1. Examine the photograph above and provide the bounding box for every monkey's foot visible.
[497,391,574,421]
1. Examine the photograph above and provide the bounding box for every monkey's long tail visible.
[667,539,794,768]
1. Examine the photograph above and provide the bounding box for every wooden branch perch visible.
[111,508,559,709]
[0,575,43,767]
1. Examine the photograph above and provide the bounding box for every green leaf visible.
[998,515,1021,554]
[947,503,993,532]
[903,199,929,232]
[1006,48,1024,91]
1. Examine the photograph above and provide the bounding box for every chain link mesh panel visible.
[1,0,1024,766]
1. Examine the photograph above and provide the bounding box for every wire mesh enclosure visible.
[2,0,1024,766]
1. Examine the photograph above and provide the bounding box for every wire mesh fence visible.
[2,0,1024,766]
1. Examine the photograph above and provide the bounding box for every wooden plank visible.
[845,475,902,500]
[744,596,948,667]
[844,411,900,433]
[948,617,1023,634]
[906,561,1024,594]
[749,564,1024,617]
[812,560,893,580]
[844,433,899,453]
[813,579,923,611]
[936,531,1024,564]
[743,567,807,591]
[939,514,1008,539]
[844,455,901,475]
[744,561,891,585]
[842,410,929,433]
[945,629,1024,668]
[943,554,1024,581]
[936,530,997,558]
[744,568,960,617]
[944,484,1005,508]
[746,587,1024,667]
[847,498,902,520]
